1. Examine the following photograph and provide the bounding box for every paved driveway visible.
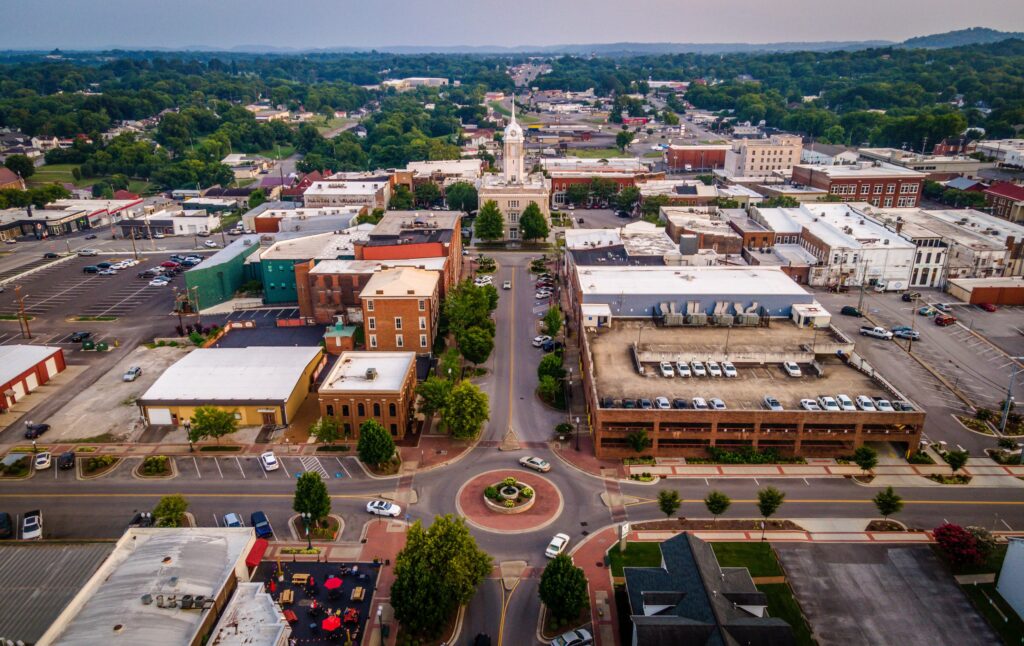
[775,543,996,646]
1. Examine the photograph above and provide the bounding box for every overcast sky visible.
[3,0,1024,50]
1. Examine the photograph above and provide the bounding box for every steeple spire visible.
[511,94,516,124]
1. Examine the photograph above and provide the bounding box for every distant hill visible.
[901,27,1024,49]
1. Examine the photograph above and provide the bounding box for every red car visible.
[977,303,998,312]
[160,261,181,269]
[935,314,958,326]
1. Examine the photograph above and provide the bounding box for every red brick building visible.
[665,144,730,172]
[361,267,441,355]
[791,163,925,208]
[354,211,462,293]
[318,351,418,439]
[984,182,1024,223]
[0,345,66,412]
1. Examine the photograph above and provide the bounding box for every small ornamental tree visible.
[190,406,238,444]
[538,375,560,403]
[152,494,189,527]
[444,380,489,440]
[945,449,969,474]
[704,490,731,524]
[537,352,566,381]
[852,446,878,475]
[872,486,904,520]
[539,554,589,624]
[756,486,785,535]
[933,523,985,568]
[543,306,563,337]
[416,376,452,416]
[310,416,341,444]
[658,489,681,518]
[357,419,396,467]
[627,429,651,454]
[474,200,505,241]
[293,471,331,528]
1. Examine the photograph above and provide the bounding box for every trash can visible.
[96,341,109,352]
[82,340,96,351]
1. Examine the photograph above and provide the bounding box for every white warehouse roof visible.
[0,345,61,387]
[575,265,809,297]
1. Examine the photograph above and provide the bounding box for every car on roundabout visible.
[366,499,401,517]
[545,532,571,558]
[519,456,551,472]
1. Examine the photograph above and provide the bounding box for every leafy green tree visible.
[248,188,267,209]
[641,194,669,220]
[658,489,681,518]
[873,486,904,520]
[152,494,189,527]
[614,185,640,212]
[416,376,452,415]
[474,200,505,240]
[293,471,331,527]
[627,429,651,454]
[538,375,560,402]
[310,416,341,444]
[444,280,497,336]
[537,352,565,381]
[590,178,619,204]
[756,487,786,531]
[539,554,590,623]
[389,184,414,209]
[4,154,35,179]
[519,201,549,240]
[565,182,590,206]
[439,347,462,381]
[945,449,969,474]
[760,195,801,208]
[543,306,563,337]
[443,380,489,439]
[190,406,238,444]
[391,515,493,637]
[662,110,680,125]
[852,446,878,475]
[414,182,441,207]
[616,130,634,151]
[704,490,731,524]
[456,325,494,366]
[357,419,396,466]
[445,181,478,213]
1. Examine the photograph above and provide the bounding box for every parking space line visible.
[280,459,290,478]
[335,457,351,479]
[215,458,223,478]
[234,457,246,478]
[192,456,201,479]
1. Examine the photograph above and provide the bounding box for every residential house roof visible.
[985,182,1024,202]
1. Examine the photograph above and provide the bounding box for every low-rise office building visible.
[791,162,925,208]
[661,207,743,253]
[665,144,731,172]
[724,135,802,177]
[303,178,391,210]
[246,203,364,234]
[355,210,462,293]
[361,267,441,354]
[318,351,417,438]
[858,147,991,181]
[801,142,859,166]
[579,319,923,459]
[947,276,1024,305]
[261,225,374,305]
[638,180,718,207]
[976,139,1024,167]
[984,182,1024,223]
[137,346,325,427]
[0,206,91,237]
[0,345,66,413]
[207,583,290,646]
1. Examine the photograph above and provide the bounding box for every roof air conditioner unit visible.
[366,368,378,380]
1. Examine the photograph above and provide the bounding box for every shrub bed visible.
[83,454,119,476]
[137,455,172,477]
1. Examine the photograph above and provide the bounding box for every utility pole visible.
[191,286,202,326]
[14,285,31,339]
[129,226,138,260]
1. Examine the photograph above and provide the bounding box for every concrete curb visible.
[132,456,179,480]
[0,253,75,289]
[454,469,564,535]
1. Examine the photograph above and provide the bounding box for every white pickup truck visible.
[859,326,893,340]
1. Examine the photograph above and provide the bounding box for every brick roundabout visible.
[455,468,563,533]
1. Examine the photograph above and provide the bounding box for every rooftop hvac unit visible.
[366,368,378,380]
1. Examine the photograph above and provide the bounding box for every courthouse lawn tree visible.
[443,380,489,439]
[356,419,396,467]
[391,515,493,638]
[519,201,549,240]
[474,200,505,241]
[292,472,331,527]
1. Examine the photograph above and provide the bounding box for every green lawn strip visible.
[757,583,816,646]
[571,148,630,159]
[961,582,1024,645]
[711,542,783,577]
[607,541,663,577]
[254,145,296,159]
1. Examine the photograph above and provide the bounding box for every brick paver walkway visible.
[456,469,563,533]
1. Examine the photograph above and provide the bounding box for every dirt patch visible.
[866,520,904,532]
[46,345,191,441]
[632,518,804,531]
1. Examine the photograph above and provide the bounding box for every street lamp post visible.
[566,368,573,423]
[184,420,193,452]
[575,415,581,451]
[301,512,312,550]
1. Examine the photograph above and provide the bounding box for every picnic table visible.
[291,573,310,586]
[350,586,365,601]
[280,589,294,605]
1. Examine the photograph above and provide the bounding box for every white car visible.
[817,396,841,412]
[709,398,727,410]
[762,396,784,411]
[706,361,723,377]
[34,451,52,470]
[366,499,402,517]
[77,249,98,256]
[99,269,117,276]
[259,451,279,471]
[855,395,877,411]
[836,394,856,411]
[659,361,674,378]
[519,456,551,472]
[690,361,707,377]
[148,278,170,287]
[655,396,671,409]
[722,361,738,378]
[800,399,822,411]
[535,291,553,299]
[691,397,710,410]
[545,532,571,558]
[783,361,802,377]
[675,362,691,377]
[532,335,552,348]
[204,240,218,248]
[873,398,895,412]
[502,280,512,290]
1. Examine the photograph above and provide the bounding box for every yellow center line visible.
[497,577,521,646]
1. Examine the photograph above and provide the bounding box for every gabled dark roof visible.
[624,533,795,646]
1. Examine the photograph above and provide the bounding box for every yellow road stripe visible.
[497,577,521,646]
[0,493,375,499]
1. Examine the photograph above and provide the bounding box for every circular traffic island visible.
[457,469,562,534]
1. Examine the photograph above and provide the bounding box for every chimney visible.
[895,221,903,235]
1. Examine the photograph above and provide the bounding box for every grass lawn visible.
[642,151,664,158]
[30,163,85,186]
[711,542,784,577]
[758,583,816,646]
[571,147,630,159]
[961,582,1024,645]
[607,542,663,577]
[314,116,355,134]
[254,145,295,160]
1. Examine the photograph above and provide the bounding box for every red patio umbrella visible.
[322,615,341,632]
[323,576,342,590]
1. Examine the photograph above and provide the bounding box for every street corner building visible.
[317,351,417,439]
[136,346,326,427]
[0,345,66,413]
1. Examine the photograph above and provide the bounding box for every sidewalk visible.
[623,461,1024,485]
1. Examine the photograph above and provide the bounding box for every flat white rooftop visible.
[320,351,415,393]
[0,345,60,387]
[795,161,925,179]
[207,583,288,646]
[310,257,446,275]
[139,347,321,403]
[305,180,389,196]
[576,265,809,297]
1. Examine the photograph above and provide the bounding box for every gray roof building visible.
[624,533,795,646]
